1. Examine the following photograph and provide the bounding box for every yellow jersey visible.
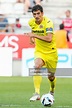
[28,16,57,54]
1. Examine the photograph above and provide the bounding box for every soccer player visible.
[27,5,58,101]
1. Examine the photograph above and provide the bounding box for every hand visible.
[24,33,35,37]
[30,37,35,44]
[24,32,35,44]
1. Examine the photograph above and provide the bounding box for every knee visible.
[35,64,40,68]
[34,58,45,68]
[48,73,55,81]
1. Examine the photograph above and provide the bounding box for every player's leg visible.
[30,58,45,101]
[47,52,58,97]
[48,72,56,96]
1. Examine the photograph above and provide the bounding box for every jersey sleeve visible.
[28,18,34,28]
[45,20,54,34]
[28,19,32,27]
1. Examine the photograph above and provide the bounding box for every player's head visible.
[32,5,44,24]
[65,10,71,18]
[59,23,64,30]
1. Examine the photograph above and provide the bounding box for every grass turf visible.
[0,77,72,108]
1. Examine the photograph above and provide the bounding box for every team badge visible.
[40,25,43,28]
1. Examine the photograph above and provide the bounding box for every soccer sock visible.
[48,77,56,93]
[33,75,42,94]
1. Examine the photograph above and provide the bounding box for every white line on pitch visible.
[0,104,72,107]
[56,106,71,108]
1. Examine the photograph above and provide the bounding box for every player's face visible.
[33,10,43,24]
[66,11,71,17]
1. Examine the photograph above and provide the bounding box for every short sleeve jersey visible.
[28,16,57,54]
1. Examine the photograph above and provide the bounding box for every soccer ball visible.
[41,93,54,107]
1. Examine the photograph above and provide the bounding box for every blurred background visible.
[0,0,72,76]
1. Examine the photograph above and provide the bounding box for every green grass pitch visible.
[0,77,72,108]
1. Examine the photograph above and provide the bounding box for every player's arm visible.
[24,32,35,44]
[28,19,53,42]
[27,20,54,43]
[28,20,35,44]
[30,31,35,44]
[30,36,35,44]
[28,33,53,42]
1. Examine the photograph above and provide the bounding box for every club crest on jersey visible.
[40,25,43,28]
[46,27,53,31]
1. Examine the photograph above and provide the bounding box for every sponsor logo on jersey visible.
[32,30,44,33]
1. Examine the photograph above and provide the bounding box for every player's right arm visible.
[28,18,54,43]
[28,18,35,44]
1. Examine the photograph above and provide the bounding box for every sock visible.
[33,75,42,94]
[48,77,56,93]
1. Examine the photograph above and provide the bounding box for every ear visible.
[42,12,44,16]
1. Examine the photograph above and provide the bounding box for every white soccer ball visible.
[41,93,54,107]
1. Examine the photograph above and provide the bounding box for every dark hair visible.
[59,23,64,30]
[16,18,19,21]
[32,5,43,13]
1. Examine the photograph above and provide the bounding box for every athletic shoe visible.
[49,91,55,102]
[49,91,54,96]
[30,93,40,101]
